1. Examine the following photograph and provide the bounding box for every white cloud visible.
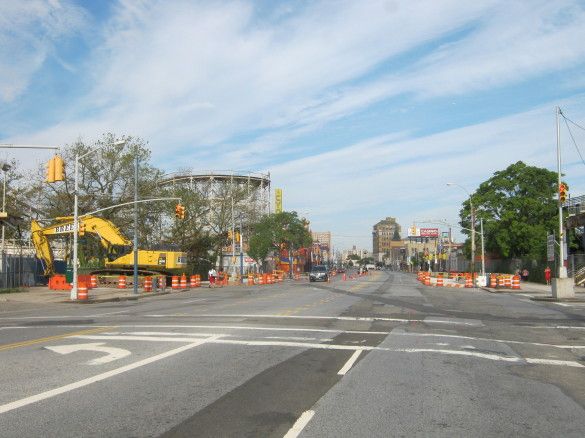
[272,97,585,249]
[0,0,87,102]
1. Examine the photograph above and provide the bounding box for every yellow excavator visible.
[31,215,187,277]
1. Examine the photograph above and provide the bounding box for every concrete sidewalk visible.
[481,280,585,301]
[0,285,198,304]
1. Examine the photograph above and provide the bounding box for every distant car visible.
[309,265,329,282]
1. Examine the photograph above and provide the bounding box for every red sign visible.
[419,228,439,237]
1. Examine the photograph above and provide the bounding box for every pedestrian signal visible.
[559,182,568,203]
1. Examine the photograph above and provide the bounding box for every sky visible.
[2,0,585,251]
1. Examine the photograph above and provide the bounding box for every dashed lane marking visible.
[283,410,315,438]
[337,350,362,375]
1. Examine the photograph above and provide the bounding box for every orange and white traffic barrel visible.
[171,275,179,290]
[190,275,198,288]
[465,274,473,288]
[424,273,431,286]
[248,274,254,285]
[512,275,520,290]
[143,276,153,292]
[490,274,497,288]
[436,273,444,287]
[117,275,127,289]
[505,275,512,288]
[180,274,188,290]
[89,275,98,289]
[77,282,89,300]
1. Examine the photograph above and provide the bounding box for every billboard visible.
[407,227,439,238]
[275,188,283,213]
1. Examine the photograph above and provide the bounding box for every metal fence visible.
[0,253,44,289]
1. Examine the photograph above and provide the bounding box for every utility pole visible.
[557,106,567,279]
[480,218,485,276]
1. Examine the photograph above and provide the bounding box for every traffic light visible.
[46,155,65,183]
[227,230,233,241]
[174,204,186,219]
[79,222,86,237]
[559,182,568,203]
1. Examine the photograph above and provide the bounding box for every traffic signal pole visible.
[557,106,567,279]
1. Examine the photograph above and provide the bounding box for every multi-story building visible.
[342,246,370,261]
[372,217,401,262]
[311,231,331,265]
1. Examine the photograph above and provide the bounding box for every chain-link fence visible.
[0,253,44,289]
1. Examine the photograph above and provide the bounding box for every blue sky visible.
[2,0,585,251]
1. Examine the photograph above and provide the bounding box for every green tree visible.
[248,211,312,268]
[458,161,558,259]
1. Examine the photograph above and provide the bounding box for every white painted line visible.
[0,336,220,415]
[395,332,585,349]
[71,335,585,368]
[337,350,362,375]
[153,313,481,326]
[0,324,390,335]
[182,299,207,304]
[554,303,571,307]
[283,410,315,438]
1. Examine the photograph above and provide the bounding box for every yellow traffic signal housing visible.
[79,222,86,237]
[175,204,186,219]
[47,157,55,183]
[559,182,568,203]
[46,155,65,183]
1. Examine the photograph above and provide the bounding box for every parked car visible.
[309,265,329,282]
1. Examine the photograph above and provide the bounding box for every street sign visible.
[547,233,555,262]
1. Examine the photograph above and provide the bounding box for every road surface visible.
[1,271,585,437]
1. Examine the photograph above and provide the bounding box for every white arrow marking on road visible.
[45,342,131,365]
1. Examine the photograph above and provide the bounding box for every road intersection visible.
[1,271,585,436]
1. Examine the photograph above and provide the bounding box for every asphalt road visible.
[1,271,585,437]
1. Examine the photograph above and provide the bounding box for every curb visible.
[63,289,187,304]
[530,296,585,303]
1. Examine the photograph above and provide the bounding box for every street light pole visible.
[480,217,485,276]
[1,163,10,256]
[447,183,475,276]
[72,139,126,300]
[133,153,139,294]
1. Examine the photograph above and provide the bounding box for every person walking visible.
[521,268,529,282]
[208,267,217,288]
[544,266,552,285]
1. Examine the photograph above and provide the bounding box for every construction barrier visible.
[190,274,201,288]
[117,275,127,289]
[512,275,521,290]
[247,274,255,285]
[171,276,179,290]
[144,276,153,292]
[77,282,89,300]
[436,273,444,287]
[180,274,188,290]
[490,274,497,288]
[48,274,71,291]
[465,274,473,288]
[89,275,98,289]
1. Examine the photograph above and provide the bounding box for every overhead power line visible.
[563,117,585,168]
